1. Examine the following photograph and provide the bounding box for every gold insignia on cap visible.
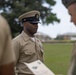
[35,14,39,19]
[36,14,39,19]
[19,10,40,21]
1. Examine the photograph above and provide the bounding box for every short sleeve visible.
[0,15,15,65]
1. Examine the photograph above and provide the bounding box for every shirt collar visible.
[21,31,31,42]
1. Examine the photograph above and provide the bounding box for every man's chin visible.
[74,23,76,26]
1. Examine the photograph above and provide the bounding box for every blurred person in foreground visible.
[62,0,76,75]
[13,10,44,75]
[0,15,15,75]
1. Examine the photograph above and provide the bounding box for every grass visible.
[43,43,73,75]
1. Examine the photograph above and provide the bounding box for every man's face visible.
[24,22,38,36]
[68,3,76,25]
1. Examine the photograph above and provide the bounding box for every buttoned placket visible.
[34,37,39,60]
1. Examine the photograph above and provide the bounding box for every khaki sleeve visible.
[0,15,15,65]
[0,34,15,65]
[12,39,20,64]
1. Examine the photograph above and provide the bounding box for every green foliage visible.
[43,43,73,75]
[46,13,60,24]
[46,0,56,5]
[0,0,60,37]
[55,35,64,40]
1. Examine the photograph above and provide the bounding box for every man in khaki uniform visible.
[62,0,76,75]
[13,10,44,75]
[0,15,15,75]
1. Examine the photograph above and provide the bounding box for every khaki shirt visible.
[0,15,15,65]
[68,42,76,75]
[13,31,44,75]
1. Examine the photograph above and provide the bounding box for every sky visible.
[38,0,76,38]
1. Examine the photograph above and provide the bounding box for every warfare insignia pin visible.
[35,14,39,19]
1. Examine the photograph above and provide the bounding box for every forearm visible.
[0,62,14,75]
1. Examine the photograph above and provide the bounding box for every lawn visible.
[43,43,73,75]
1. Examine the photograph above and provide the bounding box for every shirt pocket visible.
[23,47,36,56]
[24,49,35,55]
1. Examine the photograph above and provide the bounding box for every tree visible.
[0,0,60,37]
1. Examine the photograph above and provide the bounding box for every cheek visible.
[71,14,76,21]
[72,16,76,25]
[73,16,76,21]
